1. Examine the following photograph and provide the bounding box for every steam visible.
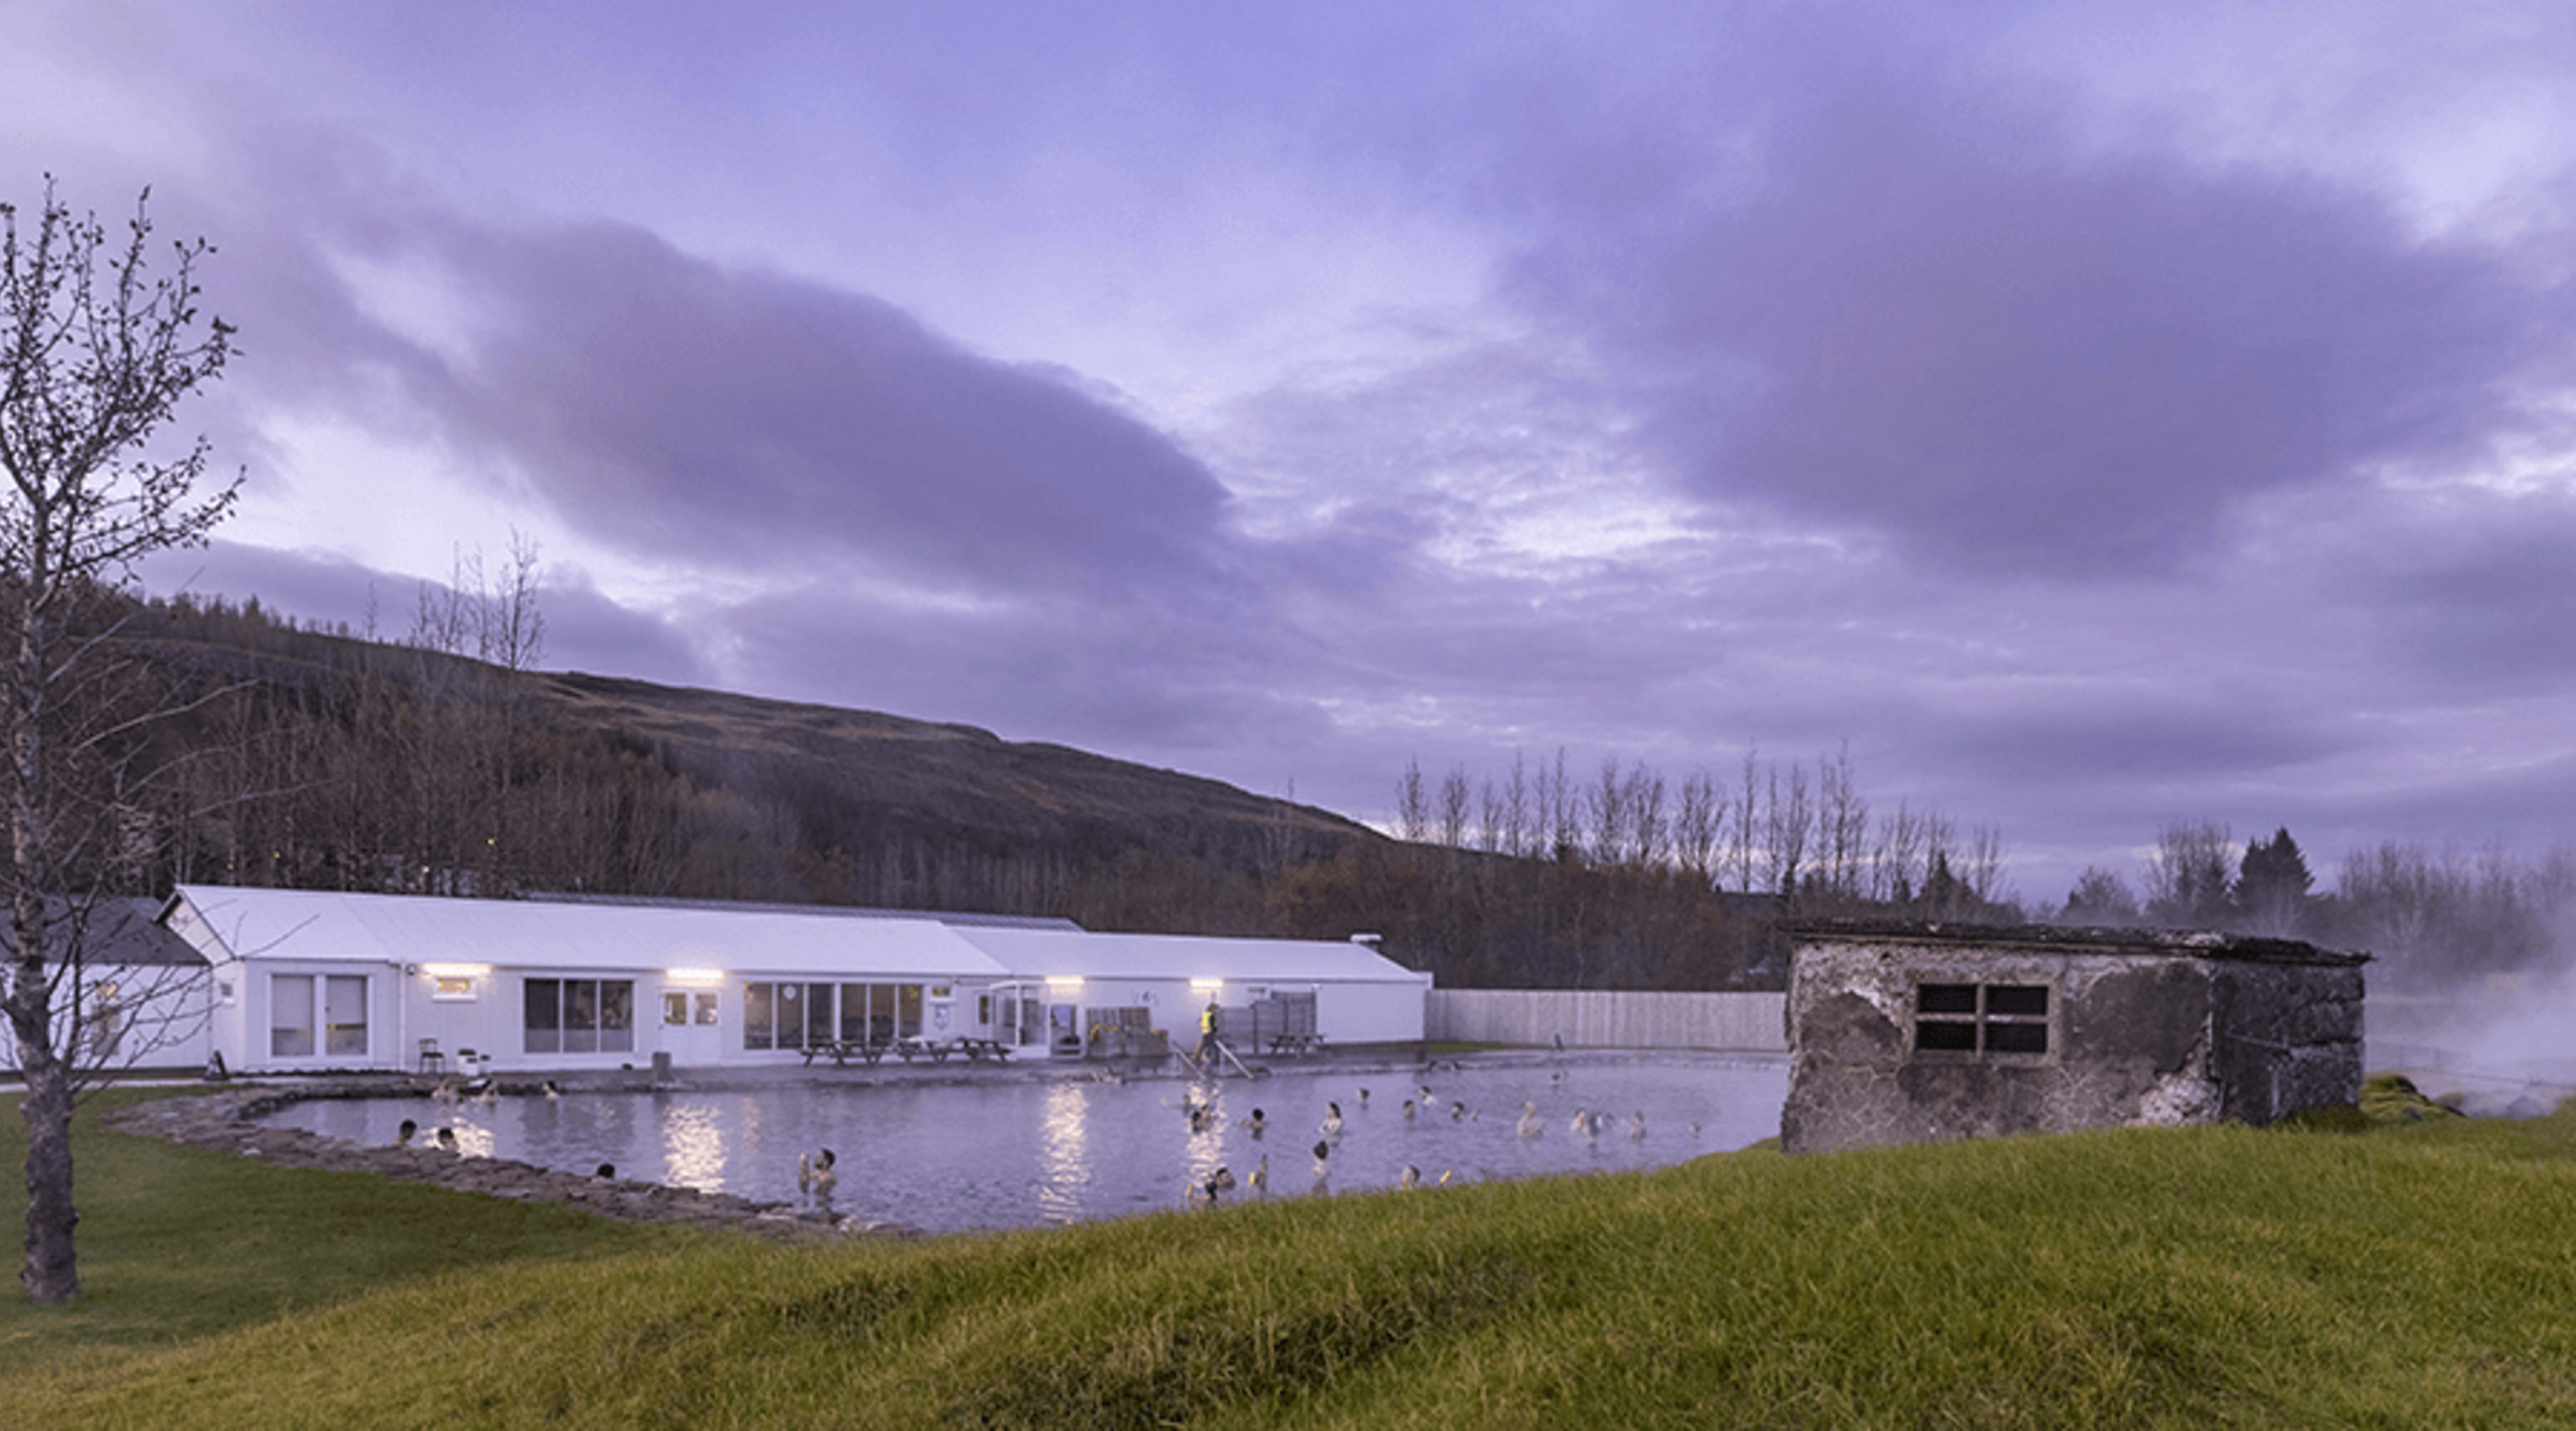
[2370,904,2576,1114]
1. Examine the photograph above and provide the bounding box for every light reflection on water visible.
[264,1054,1786,1235]
[1035,1081,1089,1223]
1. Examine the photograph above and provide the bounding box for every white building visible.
[161,885,1430,1076]
[0,897,212,1076]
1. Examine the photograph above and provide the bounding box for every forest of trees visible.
[1323,748,2020,991]
[2053,823,2576,992]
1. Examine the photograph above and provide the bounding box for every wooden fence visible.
[1426,990,1786,1052]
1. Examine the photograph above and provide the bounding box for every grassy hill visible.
[114,598,1381,929]
[8,1085,2573,1428]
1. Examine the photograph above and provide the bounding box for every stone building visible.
[1780,919,2366,1155]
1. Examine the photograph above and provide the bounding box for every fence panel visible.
[1426,990,1786,1051]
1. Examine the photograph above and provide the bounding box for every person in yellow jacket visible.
[1197,1000,1220,1061]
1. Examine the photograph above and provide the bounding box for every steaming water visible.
[262,1054,1787,1234]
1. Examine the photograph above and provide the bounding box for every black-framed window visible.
[525,978,635,1055]
[1915,982,2050,1057]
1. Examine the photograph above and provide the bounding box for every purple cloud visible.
[1509,83,2553,576]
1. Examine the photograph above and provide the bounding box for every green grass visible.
[0,1088,668,1377]
[7,1088,2576,1428]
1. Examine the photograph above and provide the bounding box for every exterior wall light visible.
[665,968,726,986]
[1044,975,1085,992]
[420,963,491,978]
[1188,977,1223,994]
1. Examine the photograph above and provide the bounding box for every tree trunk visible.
[13,1043,76,1302]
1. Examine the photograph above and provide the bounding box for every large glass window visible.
[524,978,635,1055]
[271,973,315,1057]
[526,978,563,1053]
[774,982,806,1049]
[323,975,369,1057]
[566,979,600,1053]
[743,982,924,1049]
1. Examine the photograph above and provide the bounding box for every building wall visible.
[0,961,211,1073]
[2211,960,2367,1125]
[1315,979,1430,1045]
[1781,938,2363,1155]
[1426,990,1787,1051]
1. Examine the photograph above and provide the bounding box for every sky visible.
[9,1,2575,904]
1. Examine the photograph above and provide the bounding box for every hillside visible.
[91,595,1780,988]
[528,668,1366,870]
[111,599,1375,921]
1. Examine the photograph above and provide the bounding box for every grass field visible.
[6,1082,2574,1428]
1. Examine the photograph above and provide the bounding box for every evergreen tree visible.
[2235,827,2315,937]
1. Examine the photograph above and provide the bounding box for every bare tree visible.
[1870,800,1926,904]
[1499,751,1529,859]
[1587,756,1629,869]
[0,180,239,1303]
[1394,759,1428,843]
[1731,747,1761,894]
[483,527,547,673]
[1761,759,1811,898]
[1541,747,1578,861]
[1627,763,1669,872]
[2143,820,2235,927]
[1672,768,1723,887]
[1964,823,2008,906]
[1436,765,1471,851]
[1815,745,1868,905]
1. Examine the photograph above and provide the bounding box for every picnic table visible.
[798,1038,894,1067]
[891,1035,1016,1063]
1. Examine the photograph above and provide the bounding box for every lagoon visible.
[263,1052,1787,1234]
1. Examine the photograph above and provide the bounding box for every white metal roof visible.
[168,886,1010,981]
[953,926,1430,986]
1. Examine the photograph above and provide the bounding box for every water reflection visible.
[662,1103,726,1191]
[1034,1080,1089,1223]
[264,1054,1786,1235]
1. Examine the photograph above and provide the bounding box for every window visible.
[773,982,806,1049]
[663,992,689,1026]
[743,981,922,1049]
[524,978,635,1055]
[272,974,315,1057]
[271,973,368,1059]
[694,992,719,1026]
[324,975,369,1056]
[431,975,476,1001]
[1915,982,2050,1057]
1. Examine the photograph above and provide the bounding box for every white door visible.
[659,987,724,1065]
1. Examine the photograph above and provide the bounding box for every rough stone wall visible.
[1782,937,2365,1154]
[2210,961,2366,1125]
[1782,942,2222,1154]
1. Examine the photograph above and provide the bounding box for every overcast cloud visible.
[21,0,2576,902]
